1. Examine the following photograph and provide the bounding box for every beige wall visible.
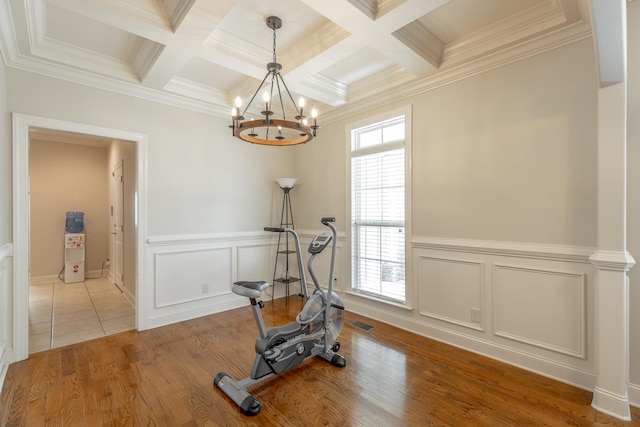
[29,140,110,279]
[294,38,597,246]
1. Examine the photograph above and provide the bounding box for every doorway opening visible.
[28,129,136,353]
[12,113,148,361]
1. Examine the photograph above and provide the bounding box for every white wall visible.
[294,38,604,392]
[0,45,11,390]
[626,0,640,396]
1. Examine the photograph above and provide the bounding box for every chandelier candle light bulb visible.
[311,108,319,136]
[228,16,319,146]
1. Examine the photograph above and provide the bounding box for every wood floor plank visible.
[1,296,639,426]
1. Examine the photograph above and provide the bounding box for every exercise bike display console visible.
[308,232,332,254]
[214,217,346,416]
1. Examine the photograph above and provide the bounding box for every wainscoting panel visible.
[493,264,586,358]
[154,247,232,308]
[343,237,597,390]
[417,255,484,331]
[0,244,11,390]
[144,232,273,329]
[237,244,273,283]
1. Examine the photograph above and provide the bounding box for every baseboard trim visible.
[591,386,632,421]
[29,271,110,285]
[29,274,61,285]
[628,382,640,408]
[144,293,248,330]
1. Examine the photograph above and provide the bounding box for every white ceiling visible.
[0,0,592,124]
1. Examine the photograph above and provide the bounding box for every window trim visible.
[346,105,412,307]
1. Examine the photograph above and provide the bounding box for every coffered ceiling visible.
[0,0,592,122]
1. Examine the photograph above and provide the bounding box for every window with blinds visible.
[350,115,406,302]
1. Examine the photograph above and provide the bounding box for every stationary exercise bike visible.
[214,217,346,416]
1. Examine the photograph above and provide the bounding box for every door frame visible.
[111,160,125,291]
[12,113,148,361]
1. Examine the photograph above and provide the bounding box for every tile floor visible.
[29,277,135,354]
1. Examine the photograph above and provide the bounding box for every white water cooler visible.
[64,233,85,283]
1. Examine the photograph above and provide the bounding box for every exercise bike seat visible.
[232,281,269,298]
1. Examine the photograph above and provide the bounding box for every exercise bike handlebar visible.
[266,219,333,233]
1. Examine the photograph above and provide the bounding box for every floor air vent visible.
[350,320,375,331]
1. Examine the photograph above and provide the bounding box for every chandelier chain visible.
[272,27,277,64]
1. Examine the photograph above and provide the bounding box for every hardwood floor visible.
[1,296,639,426]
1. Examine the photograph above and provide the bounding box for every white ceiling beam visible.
[302,0,451,78]
[137,0,237,89]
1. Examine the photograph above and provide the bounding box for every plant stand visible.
[272,179,303,299]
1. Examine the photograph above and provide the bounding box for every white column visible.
[589,81,634,421]
[588,1,633,420]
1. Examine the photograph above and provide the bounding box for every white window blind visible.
[351,116,406,302]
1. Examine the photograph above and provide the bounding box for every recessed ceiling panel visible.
[46,3,142,62]
[321,46,395,86]
[213,0,328,56]
[417,0,545,45]
[176,56,249,90]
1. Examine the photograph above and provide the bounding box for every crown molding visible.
[347,64,416,105]
[294,74,348,107]
[0,1,18,65]
[7,53,220,115]
[165,0,196,30]
[164,76,228,106]
[441,0,568,65]
[25,0,46,46]
[393,21,443,67]
[322,19,592,124]
[33,38,139,81]
[346,0,377,20]
[132,38,164,81]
